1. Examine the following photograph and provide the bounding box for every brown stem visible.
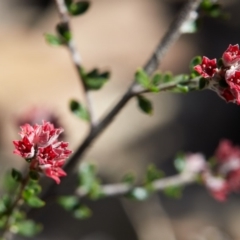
[40,0,202,198]
[64,0,202,173]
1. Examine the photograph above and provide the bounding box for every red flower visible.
[215,140,240,163]
[220,88,235,103]
[13,121,72,184]
[203,172,229,202]
[215,140,240,193]
[222,44,240,66]
[194,57,218,78]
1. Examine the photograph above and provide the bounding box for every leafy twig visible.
[75,172,196,198]
[64,0,202,174]
[54,0,96,127]
[1,175,30,240]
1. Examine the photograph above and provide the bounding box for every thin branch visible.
[63,0,202,174]
[54,0,96,127]
[76,172,197,198]
[41,0,202,198]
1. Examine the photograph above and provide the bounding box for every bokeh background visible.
[1,0,240,239]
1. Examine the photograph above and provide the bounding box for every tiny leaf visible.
[25,196,45,208]
[29,171,40,181]
[199,77,207,89]
[163,186,183,199]
[69,2,90,16]
[83,69,110,90]
[162,72,173,83]
[135,68,150,88]
[190,56,202,73]
[44,34,62,46]
[170,84,189,93]
[73,205,92,219]
[145,165,164,184]
[152,72,162,86]
[137,95,153,115]
[127,187,150,201]
[78,163,97,193]
[58,196,79,211]
[122,172,136,185]
[174,153,186,173]
[11,169,22,182]
[56,23,71,42]
[13,220,42,237]
[70,100,90,121]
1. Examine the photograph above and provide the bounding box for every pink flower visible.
[215,139,240,163]
[184,153,206,173]
[194,56,218,78]
[222,44,240,66]
[193,44,240,105]
[203,172,229,202]
[13,121,72,184]
[214,140,240,192]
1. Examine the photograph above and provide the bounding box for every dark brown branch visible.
[63,0,202,173]
[39,0,202,198]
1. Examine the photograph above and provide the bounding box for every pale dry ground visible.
[0,1,239,240]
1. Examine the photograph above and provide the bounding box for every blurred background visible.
[1,0,240,239]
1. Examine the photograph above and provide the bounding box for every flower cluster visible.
[194,44,240,104]
[184,140,240,201]
[13,121,72,184]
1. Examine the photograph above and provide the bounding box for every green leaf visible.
[13,220,42,237]
[44,34,62,46]
[162,72,173,83]
[68,1,90,16]
[78,163,97,192]
[70,100,90,121]
[27,180,42,195]
[0,216,7,229]
[122,172,135,185]
[29,171,40,181]
[163,186,183,199]
[145,165,164,184]
[135,68,150,88]
[11,169,22,182]
[190,56,202,73]
[201,1,223,18]
[174,153,186,173]
[25,196,45,208]
[170,84,189,93]
[88,181,103,200]
[81,68,110,91]
[199,77,207,89]
[137,95,153,115]
[73,205,92,219]
[0,195,11,214]
[56,23,72,42]
[127,187,150,201]
[58,196,79,211]
[22,188,35,200]
[64,0,73,6]
[152,72,162,86]
[12,210,26,222]
[3,172,19,192]
[135,69,160,92]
